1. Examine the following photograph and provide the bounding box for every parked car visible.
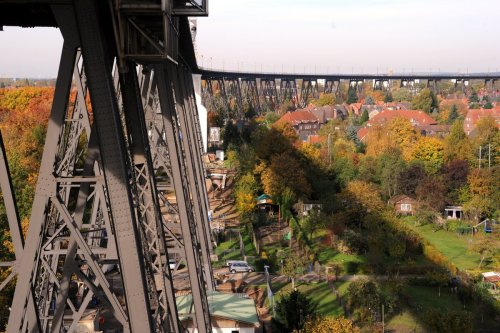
[169,259,177,270]
[229,262,254,273]
[225,260,247,267]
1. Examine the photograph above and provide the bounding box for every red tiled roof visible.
[357,127,369,141]
[463,108,500,135]
[276,109,319,126]
[367,109,437,127]
[308,135,324,145]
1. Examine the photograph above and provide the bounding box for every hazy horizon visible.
[1,0,499,78]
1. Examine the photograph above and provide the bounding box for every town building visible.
[275,109,320,141]
[463,108,500,136]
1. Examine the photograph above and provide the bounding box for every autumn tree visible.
[462,167,499,221]
[387,116,419,159]
[260,152,311,202]
[415,175,447,212]
[397,162,426,196]
[411,88,438,113]
[469,232,499,268]
[281,254,309,289]
[472,115,500,166]
[376,149,406,198]
[234,172,260,217]
[410,136,445,174]
[313,93,336,107]
[444,119,472,163]
[295,316,360,333]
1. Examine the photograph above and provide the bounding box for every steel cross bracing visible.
[1,1,213,333]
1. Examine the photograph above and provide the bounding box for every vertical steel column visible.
[6,18,78,331]
[176,68,214,289]
[73,1,154,330]
[119,62,181,332]
[155,63,212,333]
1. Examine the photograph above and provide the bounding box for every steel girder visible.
[152,62,213,333]
[280,79,299,105]
[241,79,261,115]
[2,1,210,332]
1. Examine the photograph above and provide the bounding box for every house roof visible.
[388,194,416,205]
[310,105,335,124]
[482,272,500,283]
[276,109,318,126]
[463,108,500,135]
[367,109,437,127]
[176,291,259,326]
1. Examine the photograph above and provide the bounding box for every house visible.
[299,200,323,216]
[349,102,363,116]
[388,195,418,215]
[463,108,500,136]
[275,109,320,141]
[416,124,451,138]
[310,105,335,125]
[357,109,437,141]
[367,109,437,127]
[176,291,260,333]
[481,272,500,290]
[444,206,463,220]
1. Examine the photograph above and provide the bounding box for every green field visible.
[403,219,484,270]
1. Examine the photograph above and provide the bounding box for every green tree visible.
[384,91,393,103]
[484,101,494,109]
[273,290,317,332]
[468,90,479,103]
[359,109,369,124]
[411,88,438,113]
[281,254,308,289]
[469,233,499,268]
[364,95,375,105]
[347,88,358,104]
[447,104,459,123]
[424,309,473,333]
[347,279,382,322]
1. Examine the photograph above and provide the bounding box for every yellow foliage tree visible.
[365,125,395,158]
[410,137,444,174]
[387,116,419,160]
[294,316,360,333]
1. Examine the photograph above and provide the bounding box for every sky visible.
[1,0,499,78]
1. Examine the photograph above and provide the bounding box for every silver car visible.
[229,262,254,273]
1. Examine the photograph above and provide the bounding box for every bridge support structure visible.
[0,1,212,333]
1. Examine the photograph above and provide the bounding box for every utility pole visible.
[488,144,491,168]
[479,146,482,169]
[382,304,385,332]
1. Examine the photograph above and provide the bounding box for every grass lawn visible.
[275,281,347,317]
[403,219,483,270]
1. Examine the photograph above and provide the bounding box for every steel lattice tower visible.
[0,1,213,332]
